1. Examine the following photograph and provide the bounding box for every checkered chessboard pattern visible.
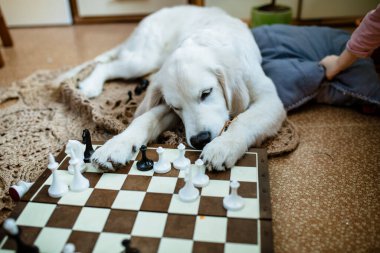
[0,144,273,253]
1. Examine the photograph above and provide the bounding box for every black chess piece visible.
[82,129,94,163]
[4,223,39,253]
[121,239,139,253]
[134,79,149,96]
[126,91,133,103]
[136,145,153,171]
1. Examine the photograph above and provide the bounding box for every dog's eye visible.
[200,88,213,101]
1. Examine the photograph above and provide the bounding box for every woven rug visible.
[0,66,299,222]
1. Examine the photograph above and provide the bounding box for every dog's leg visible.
[91,104,178,170]
[54,44,124,85]
[78,52,162,97]
[201,68,286,171]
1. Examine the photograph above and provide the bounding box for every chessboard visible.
[0,142,273,253]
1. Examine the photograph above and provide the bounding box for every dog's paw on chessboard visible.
[1,131,273,253]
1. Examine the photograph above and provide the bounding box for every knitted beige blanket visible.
[0,66,299,221]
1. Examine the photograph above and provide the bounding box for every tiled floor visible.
[0,23,137,86]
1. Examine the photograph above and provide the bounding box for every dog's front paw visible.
[79,77,104,98]
[200,135,247,171]
[91,136,142,171]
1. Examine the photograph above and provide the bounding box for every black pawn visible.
[136,145,153,171]
[6,227,39,253]
[126,91,133,103]
[134,79,149,96]
[82,129,94,163]
[121,239,139,253]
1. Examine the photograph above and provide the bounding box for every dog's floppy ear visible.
[134,81,163,117]
[214,67,250,117]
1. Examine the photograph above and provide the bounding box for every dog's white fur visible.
[61,6,286,171]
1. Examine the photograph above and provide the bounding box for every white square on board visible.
[158,238,193,253]
[230,166,258,182]
[193,216,227,243]
[95,173,127,190]
[73,207,110,232]
[147,177,177,194]
[168,194,200,215]
[224,243,260,253]
[93,232,131,253]
[16,203,56,227]
[128,161,154,176]
[131,211,167,238]
[227,198,260,219]
[85,164,104,173]
[34,227,71,253]
[112,190,146,211]
[58,188,93,206]
[200,180,230,197]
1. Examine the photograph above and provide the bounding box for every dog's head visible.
[135,43,250,149]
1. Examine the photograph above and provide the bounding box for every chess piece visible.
[3,218,40,253]
[153,147,171,174]
[82,129,94,163]
[192,159,209,187]
[179,166,199,202]
[134,79,149,96]
[9,181,34,201]
[173,143,190,170]
[48,153,68,198]
[122,239,139,253]
[136,145,153,171]
[223,180,245,211]
[126,91,133,103]
[66,140,86,174]
[69,148,90,192]
[62,243,75,253]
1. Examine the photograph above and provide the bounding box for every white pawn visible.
[62,243,75,253]
[173,143,190,170]
[66,140,85,175]
[69,148,90,192]
[223,180,245,211]
[153,147,171,174]
[192,159,209,187]
[179,166,199,202]
[3,218,18,236]
[48,153,68,198]
[9,180,34,201]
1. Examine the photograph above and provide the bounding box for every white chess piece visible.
[66,140,86,174]
[62,243,75,253]
[223,180,245,211]
[192,159,209,187]
[173,143,190,170]
[179,166,199,202]
[153,147,171,174]
[69,148,90,192]
[9,180,34,201]
[48,153,68,198]
[3,218,18,236]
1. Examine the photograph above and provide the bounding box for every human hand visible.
[320,55,341,80]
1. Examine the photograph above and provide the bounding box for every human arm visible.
[320,4,380,80]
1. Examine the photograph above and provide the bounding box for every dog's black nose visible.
[190,131,211,149]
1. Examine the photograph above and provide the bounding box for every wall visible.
[204,0,378,20]
[0,0,72,27]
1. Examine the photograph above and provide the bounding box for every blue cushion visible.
[252,25,380,111]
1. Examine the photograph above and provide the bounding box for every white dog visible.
[61,5,286,171]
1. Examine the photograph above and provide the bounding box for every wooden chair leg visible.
[0,7,13,47]
[0,50,4,68]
